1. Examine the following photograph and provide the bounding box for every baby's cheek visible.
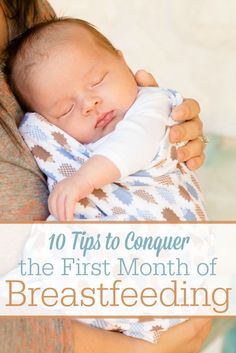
[117,87,136,111]
[126,86,138,110]
[127,75,138,102]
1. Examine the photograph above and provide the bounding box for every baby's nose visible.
[82,97,101,116]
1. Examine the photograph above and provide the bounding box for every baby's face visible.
[25,29,138,143]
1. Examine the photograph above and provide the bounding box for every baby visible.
[5,18,206,223]
[4,18,207,343]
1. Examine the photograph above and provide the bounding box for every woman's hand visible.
[72,318,212,353]
[135,70,205,171]
[170,100,204,171]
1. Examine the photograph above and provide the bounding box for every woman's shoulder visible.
[0,121,49,221]
[0,69,23,124]
[0,73,49,221]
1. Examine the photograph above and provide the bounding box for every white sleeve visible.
[92,87,182,178]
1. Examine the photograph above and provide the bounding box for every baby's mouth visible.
[96,111,115,129]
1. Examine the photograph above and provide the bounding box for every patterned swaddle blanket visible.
[19,106,206,222]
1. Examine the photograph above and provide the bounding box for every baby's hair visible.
[3,17,118,111]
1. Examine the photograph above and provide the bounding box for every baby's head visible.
[4,18,138,143]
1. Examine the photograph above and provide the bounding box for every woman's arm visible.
[135,70,205,171]
[72,318,212,353]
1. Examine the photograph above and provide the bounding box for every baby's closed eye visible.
[90,72,108,88]
[58,104,75,118]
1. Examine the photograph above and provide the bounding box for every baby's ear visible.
[116,49,124,59]
[116,49,123,57]
[116,50,127,63]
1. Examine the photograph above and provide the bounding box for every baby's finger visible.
[169,117,203,143]
[48,193,58,219]
[65,196,76,221]
[186,154,205,171]
[56,193,67,221]
[171,99,200,121]
[177,138,205,163]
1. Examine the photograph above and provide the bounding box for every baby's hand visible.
[48,173,94,221]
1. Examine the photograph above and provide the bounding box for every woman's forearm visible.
[72,318,212,353]
[72,321,156,353]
